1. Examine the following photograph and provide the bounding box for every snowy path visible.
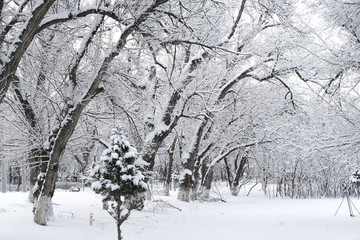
[0,189,359,240]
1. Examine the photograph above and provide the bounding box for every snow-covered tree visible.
[30,0,170,225]
[352,170,360,183]
[91,128,146,240]
[351,169,360,197]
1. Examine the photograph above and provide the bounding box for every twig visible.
[247,182,259,196]
[153,198,182,212]
[211,182,226,203]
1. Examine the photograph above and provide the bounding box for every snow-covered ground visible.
[0,185,359,240]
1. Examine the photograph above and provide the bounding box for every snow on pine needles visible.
[90,128,147,240]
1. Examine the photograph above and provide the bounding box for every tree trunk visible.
[33,194,53,225]
[178,118,208,201]
[21,164,26,192]
[164,136,177,196]
[28,160,40,202]
[33,106,80,225]
[177,173,193,202]
[201,168,213,199]
[190,158,203,200]
[33,12,115,224]
[1,159,6,193]
[29,149,48,202]
[230,153,248,196]
[117,223,122,240]
[224,157,233,189]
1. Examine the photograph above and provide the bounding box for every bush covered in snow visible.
[91,127,146,240]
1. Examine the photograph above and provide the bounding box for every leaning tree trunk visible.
[33,13,106,225]
[33,127,71,225]
[33,75,105,225]
[33,1,166,223]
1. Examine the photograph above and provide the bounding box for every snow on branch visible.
[208,137,272,168]
[67,15,104,100]
[159,39,252,56]
[217,61,260,101]
[0,0,56,102]
[0,0,30,44]
[37,6,126,33]
[225,0,247,43]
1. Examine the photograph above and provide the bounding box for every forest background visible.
[0,0,360,226]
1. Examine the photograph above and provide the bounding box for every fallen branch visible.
[153,198,182,212]
[247,182,259,196]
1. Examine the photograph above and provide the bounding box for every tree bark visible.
[29,149,49,203]
[33,194,53,225]
[164,136,177,196]
[1,159,6,193]
[117,223,122,240]
[178,118,208,202]
[201,167,213,199]
[177,174,193,202]
[230,153,248,196]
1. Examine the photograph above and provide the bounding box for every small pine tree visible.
[91,128,147,240]
[351,170,360,183]
[350,169,360,197]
